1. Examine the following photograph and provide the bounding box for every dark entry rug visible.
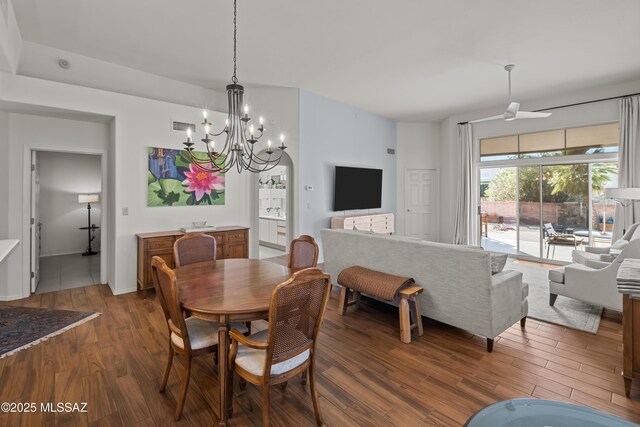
[0,306,100,358]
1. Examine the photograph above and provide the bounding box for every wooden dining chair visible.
[228,268,331,427]
[288,235,319,272]
[150,256,219,420]
[174,232,217,268]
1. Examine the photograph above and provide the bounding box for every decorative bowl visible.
[192,221,207,228]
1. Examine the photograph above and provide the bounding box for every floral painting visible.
[147,147,225,206]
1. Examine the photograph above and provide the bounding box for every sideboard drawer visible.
[227,230,248,243]
[148,237,174,250]
[209,233,225,245]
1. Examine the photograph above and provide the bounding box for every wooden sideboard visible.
[330,213,394,234]
[136,225,249,292]
[623,294,640,396]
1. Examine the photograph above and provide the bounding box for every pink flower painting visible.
[182,163,225,201]
[148,147,225,206]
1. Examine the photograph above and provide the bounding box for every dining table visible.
[175,258,292,427]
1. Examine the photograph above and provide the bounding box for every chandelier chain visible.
[232,0,238,84]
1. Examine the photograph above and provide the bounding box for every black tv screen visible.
[333,166,383,211]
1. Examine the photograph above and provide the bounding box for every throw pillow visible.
[611,239,629,250]
[490,254,508,275]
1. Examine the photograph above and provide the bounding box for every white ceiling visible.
[11,0,640,121]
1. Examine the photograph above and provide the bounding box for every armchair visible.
[572,223,639,269]
[549,224,640,311]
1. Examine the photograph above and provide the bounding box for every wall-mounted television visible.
[333,166,383,211]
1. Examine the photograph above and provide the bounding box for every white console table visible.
[0,239,19,264]
[330,213,394,234]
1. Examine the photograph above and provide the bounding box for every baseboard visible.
[0,294,26,301]
[259,241,286,251]
[110,286,137,296]
[40,251,84,258]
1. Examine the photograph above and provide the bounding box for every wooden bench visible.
[338,282,424,344]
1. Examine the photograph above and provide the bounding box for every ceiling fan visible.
[470,64,552,123]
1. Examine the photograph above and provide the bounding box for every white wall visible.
[0,110,15,299]
[0,0,21,74]
[0,72,253,299]
[38,151,103,257]
[0,111,8,238]
[437,78,640,244]
[395,122,441,238]
[299,90,396,259]
[243,87,300,257]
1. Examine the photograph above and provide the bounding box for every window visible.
[480,123,619,162]
[519,130,564,158]
[566,123,619,155]
[479,135,518,161]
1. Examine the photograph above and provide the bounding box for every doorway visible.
[30,150,103,294]
[257,152,293,259]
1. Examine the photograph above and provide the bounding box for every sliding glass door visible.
[590,162,618,247]
[518,166,541,258]
[541,164,589,261]
[480,162,618,262]
[480,167,517,255]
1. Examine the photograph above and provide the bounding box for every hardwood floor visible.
[1,283,640,426]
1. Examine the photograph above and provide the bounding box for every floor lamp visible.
[78,194,100,256]
[605,187,640,235]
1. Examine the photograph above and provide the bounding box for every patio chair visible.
[543,223,584,259]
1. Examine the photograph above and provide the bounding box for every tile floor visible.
[258,244,286,259]
[35,253,101,294]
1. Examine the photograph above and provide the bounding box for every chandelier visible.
[183,0,286,173]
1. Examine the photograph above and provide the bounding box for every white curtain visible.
[613,95,640,240]
[453,123,480,246]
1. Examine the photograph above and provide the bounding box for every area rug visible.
[0,306,100,358]
[507,261,603,333]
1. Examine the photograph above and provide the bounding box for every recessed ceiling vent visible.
[172,120,195,133]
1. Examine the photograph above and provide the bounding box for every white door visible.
[30,150,41,292]
[405,169,437,240]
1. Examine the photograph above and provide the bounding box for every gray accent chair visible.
[549,223,640,311]
[571,224,639,269]
[321,229,528,352]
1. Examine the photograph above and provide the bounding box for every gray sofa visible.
[321,229,528,351]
